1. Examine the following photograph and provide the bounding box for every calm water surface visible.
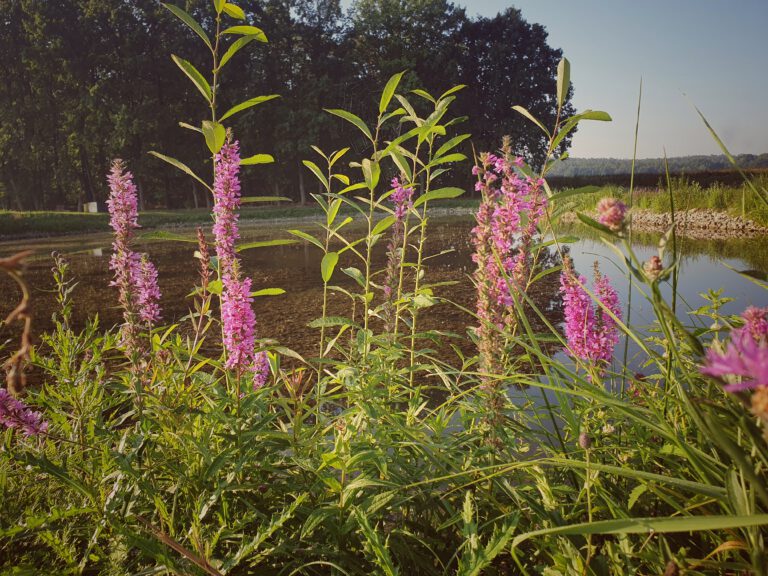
[1,218,767,364]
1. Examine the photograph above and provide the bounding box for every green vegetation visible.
[567,175,768,227]
[3,2,768,574]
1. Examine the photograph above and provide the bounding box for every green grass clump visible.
[569,175,768,227]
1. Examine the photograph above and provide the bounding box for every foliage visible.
[2,4,768,574]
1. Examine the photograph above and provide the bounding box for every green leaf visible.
[512,514,768,549]
[220,95,279,122]
[413,293,438,309]
[361,158,380,190]
[219,35,257,69]
[162,3,212,50]
[330,148,350,165]
[208,279,223,295]
[212,0,224,13]
[413,186,464,208]
[372,215,395,236]
[236,239,298,252]
[149,151,210,190]
[576,110,612,122]
[439,84,466,101]
[548,185,601,203]
[202,120,226,154]
[241,195,291,203]
[576,212,614,235]
[139,231,197,243]
[628,484,647,510]
[388,148,412,182]
[556,57,570,108]
[325,109,373,142]
[512,105,550,137]
[550,110,612,152]
[321,252,339,283]
[342,266,366,288]
[430,152,466,167]
[240,154,275,165]
[222,3,245,19]
[288,229,324,250]
[379,71,405,115]
[434,133,471,160]
[307,316,359,329]
[179,121,202,134]
[251,288,285,297]
[411,88,435,103]
[171,55,211,102]
[327,198,342,227]
[222,25,267,42]
[303,160,329,190]
[353,508,399,576]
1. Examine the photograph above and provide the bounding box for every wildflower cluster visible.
[107,160,162,350]
[212,139,269,389]
[559,258,622,368]
[0,389,47,437]
[471,141,547,372]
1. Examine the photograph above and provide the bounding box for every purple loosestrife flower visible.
[212,137,269,389]
[702,306,768,391]
[220,269,256,371]
[382,177,414,329]
[596,197,627,232]
[212,140,242,269]
[0,389,48,437]
[135,255,162,325]
[472,143,547,375]
[559,258,622,366]
[107,160,162,346]
[390,177,414,221]
[643,255,664,281]
[253,351,270,390]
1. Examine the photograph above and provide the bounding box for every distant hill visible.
[548,154,768,178]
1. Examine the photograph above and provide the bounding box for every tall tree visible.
[456,8,575,165]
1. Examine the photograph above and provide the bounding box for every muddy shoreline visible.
[2,206,766,244]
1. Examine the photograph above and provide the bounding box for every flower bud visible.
[596,197,627,232]
[643,256,663,281]
[578,432,591,450]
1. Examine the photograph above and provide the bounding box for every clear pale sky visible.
[457,0,768,158]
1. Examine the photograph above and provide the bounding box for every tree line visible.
[547,154,768,178]
[0,0,572,210]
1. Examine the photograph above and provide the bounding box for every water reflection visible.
[1,218,767,366]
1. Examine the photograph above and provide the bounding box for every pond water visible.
[1,217,767,368]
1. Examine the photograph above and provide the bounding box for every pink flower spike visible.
[107,159,162,339]
[212,135,269,385]
[559,260,622,366]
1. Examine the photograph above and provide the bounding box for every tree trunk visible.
[298,166,306,205]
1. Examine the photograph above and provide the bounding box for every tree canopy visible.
[0,0,572,210]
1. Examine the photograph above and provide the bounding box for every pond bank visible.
[561,207,768,239]
[3,204,766,242]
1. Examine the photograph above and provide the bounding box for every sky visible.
[455,0,768,158]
